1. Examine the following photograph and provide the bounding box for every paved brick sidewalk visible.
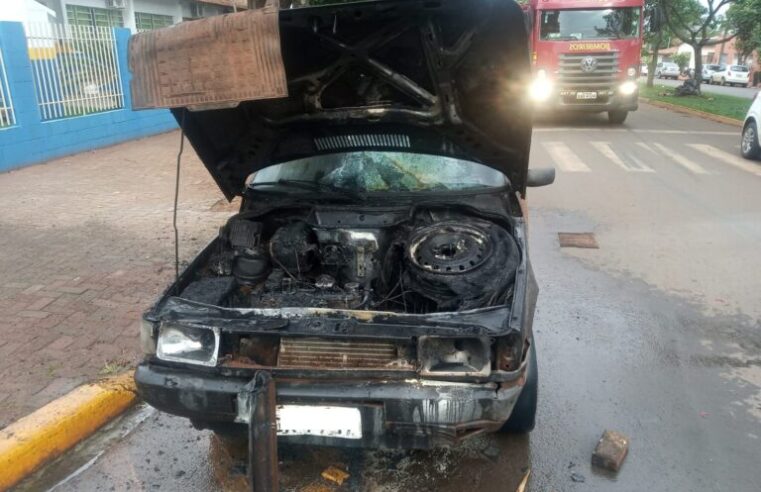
[0,131,237,428]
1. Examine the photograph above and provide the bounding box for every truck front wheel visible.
[608,110,628,124]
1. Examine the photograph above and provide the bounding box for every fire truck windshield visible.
[540,8,641,41]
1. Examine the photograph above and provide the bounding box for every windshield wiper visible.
[247,179,365,201]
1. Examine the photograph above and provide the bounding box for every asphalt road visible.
[646,76,759,99]
[21,104,761,492]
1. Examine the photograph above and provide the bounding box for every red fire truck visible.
[524,0,645,123]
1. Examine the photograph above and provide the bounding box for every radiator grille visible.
[279,338,409,369]
[558,52,620,90]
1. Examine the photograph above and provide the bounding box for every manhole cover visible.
[558,232,598,249]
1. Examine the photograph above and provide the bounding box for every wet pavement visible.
[19,106,761,491]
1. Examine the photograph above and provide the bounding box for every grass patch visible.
[639,82,752,121]
[99,360,132,376]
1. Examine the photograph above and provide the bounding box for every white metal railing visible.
[0,49,15,128]
[24,23,124,121]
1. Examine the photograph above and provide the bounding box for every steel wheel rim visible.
[742,126,756,154]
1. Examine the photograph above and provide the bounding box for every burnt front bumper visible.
[135,362,524,449]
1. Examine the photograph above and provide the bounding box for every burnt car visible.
[135,0,553,449]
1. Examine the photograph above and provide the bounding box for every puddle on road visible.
[23,406,531,492]
[205,432,531,492]
[16,405,155,492]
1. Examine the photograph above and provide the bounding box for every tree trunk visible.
[646,31,663,88]
[691,43,703,94]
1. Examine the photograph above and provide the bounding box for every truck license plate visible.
[576,92,598,100]
[277,405,362,439]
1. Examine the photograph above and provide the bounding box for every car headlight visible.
[626,67,637,78]
[157,323,220,366]
[418,336,490,377]
[529,70,553,102]
[619,80,637,96]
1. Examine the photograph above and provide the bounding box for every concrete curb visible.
[0,372,137,491]
[640,98,743,127]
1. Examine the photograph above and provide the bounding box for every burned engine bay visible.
[180,207,521,314]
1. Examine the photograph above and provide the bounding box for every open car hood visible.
[172,0,532,199]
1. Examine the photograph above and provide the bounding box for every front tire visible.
[722,77,727,86]
[741,121,761,160]
[500,343,538,433]
[608,110,628,124]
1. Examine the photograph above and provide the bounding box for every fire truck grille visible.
[558,52,620,91]
[278,338,411,369]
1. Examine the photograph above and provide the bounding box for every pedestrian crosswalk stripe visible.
[687,144,761,177]
[591,141,654,172]
[635,142,655,153]
[542,142,591,172]
[651,143,710,175]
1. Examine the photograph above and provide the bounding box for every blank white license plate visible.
[277,405,362,439]
[576,92,598,100]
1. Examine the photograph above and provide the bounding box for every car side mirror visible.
[526,167,555,187]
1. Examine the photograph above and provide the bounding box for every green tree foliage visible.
[660,0,737,91]
[673,52,690,70]
[727,0,761,63]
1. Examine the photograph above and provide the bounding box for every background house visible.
[703,37,758,68]
[660,40,758,70]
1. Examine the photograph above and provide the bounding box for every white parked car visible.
[656,62,680,79]
[711,65,750,87]
[702,64,723,82]
[640,64,648,76]
[741,91,761,160]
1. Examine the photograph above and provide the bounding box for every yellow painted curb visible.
[640,98,743,127]
[0,372,137,491]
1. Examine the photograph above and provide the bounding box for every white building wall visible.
[0,0,58,23]
[676,43,695,69]
[132,0,183,23]
[34,0,228,32]
[179,0,227,19]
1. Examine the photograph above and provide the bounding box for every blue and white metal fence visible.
[0,49,14,127]
[24,22,124,121]
[0,21,176,172]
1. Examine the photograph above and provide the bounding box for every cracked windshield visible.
[251,152,507,192]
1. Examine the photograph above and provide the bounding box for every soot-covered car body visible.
[135,0,547,449]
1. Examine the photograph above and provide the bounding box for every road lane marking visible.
[635,130,735,135]
[687,144,761,177]
[591,141,654,172]
[651,143,710,175]
[542,142,591,172]
[629,153,657,173]
[534,128,736,135]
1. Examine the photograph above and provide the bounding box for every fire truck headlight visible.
[619,80,638,96]
[530,70,553,102]
[626,67,637,78]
